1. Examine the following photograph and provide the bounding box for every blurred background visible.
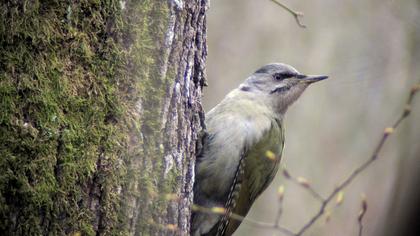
[204,0,420,235]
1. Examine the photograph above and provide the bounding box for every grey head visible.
[239,63,328,114]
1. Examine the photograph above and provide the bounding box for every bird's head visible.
[240,63,328,115]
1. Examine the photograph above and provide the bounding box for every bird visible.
[190,63,328,236]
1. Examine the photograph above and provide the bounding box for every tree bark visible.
[0,0,207,235]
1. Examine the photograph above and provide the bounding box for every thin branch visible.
[358,195,368,236]
[295,83,420,236]
[269,0,306,28]
[274,186,285,227]
[282,169,325,202]
[274,203,284,228]
[192,204,295,236]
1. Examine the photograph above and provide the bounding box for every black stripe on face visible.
[240,86,251,92]
[270,86,290,94]
[273,72,296,80]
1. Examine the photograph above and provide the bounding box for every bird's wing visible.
[214,119,284,236]
[247,120,284,200]
[199,147,246,236]
[214,149,247,236]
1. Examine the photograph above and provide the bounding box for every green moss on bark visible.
[0,1,133,235]
[0,0,186,234]
[0,0,188,235]
[119,1,180,235]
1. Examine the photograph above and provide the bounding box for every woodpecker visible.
[191,63,328,236]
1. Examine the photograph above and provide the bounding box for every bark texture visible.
[0,0,207,235]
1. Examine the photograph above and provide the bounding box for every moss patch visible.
[0,0,182,234]
[0,1,136,234]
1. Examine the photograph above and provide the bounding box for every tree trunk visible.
[0,0,207,235]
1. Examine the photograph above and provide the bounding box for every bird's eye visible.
[273,72,296,80]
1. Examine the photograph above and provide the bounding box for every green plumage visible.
[192,91,285,236]
[218,118,284,236]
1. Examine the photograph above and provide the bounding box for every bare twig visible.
[358,195,368,236]
[269,0,306,28]
[274,186,285,227]
[322,191,344,224]
[192,204,295,236]
[295,83,420,235]
[282,169,325,203]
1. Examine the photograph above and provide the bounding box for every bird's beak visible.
[300,75,329,84]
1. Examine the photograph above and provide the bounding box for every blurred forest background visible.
[204,0,420,235]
